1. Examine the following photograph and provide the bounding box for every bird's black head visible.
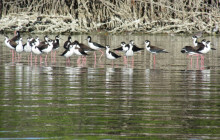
[16,31,20,36]
[68,36,71,40]
[87,36,91,41]
[73,40,79,45]
[192,36,198,39]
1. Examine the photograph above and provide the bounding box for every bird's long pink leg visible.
[82,56,86,65]
[196,54,199,69]
[94,51,96,61]
[35,56,37,64]
[28,54,30,64]
[54,51,56,63]
[11,50,14,62]
[14,52,17,62]
[77,57,81,65]
[190,56,193,67]
[31,52,33,65]
[50,51,53,62]
[45,55,48,63]
[40,56,43,64]
[153,55,156,65]
[99,50,104,61]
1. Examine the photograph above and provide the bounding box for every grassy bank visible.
[0,0,219,34]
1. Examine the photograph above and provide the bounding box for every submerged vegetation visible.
[0,0,219,34]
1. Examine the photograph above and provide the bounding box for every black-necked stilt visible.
[181,45,200,67]
[145,40,168,65]
[38,40,53,63]
[24,37,32,53]
[87,36,105,61]
[31,41,43,64]
[145,40,168,54]
[192,36,206,47]
[181,46,198,55]
[63,36,71,49]
[15,38,24,61]
[30,36,40,46]
[113,42,129,52]
[77,41,94,53]
[105,45,121,66]
[191,38,206,62]
[11,31,21,43]
[52,35,60,51]
[130,40,144,52]
[114,42,129,63]
[196,41,208,54]
[4,36,16,58]
[197,41,215,65]
[125,43,134,57]
[60,42,74,65]
[71,41,89,55]
[40,35,49,45]
[124,42,135,66]
[52,35,60,61]
[71,41,88,65]
[24,37,32,63]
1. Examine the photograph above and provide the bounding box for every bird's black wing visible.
[133,45,144,52]
[63,41,70,49]
[110,51,121,58]
[113,46,123,51]
[60,49,69,56]
[93,42,105,49]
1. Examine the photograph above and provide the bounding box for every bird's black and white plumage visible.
[23,37,32,53]
[37,40,53,54]
[15,37,24,53]
[30,36,40,46]
[192,36,206,47]
[63,36,71,49]
[32,41,42,55]
[4,36,17,50]
[145,40,168,54]
[11,31,21,43]
[197,41,214,54]
[130,40,144,52]
[40,35,49,45]
[113,42,129,52]
[187,38,206,55]
[181,46,199,55]
[52,35,60,50]
[125,43,134,57]
[87,36,105,50]
[105,45,121,60]
[70,41,88,56]
[60,42,74,58]
[76,40,94,52]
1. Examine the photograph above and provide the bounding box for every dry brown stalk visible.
[0,0,219,34]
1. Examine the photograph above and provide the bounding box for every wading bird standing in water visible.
[86,36,105,63]
[105,45,121,66]
[145,40,168,66]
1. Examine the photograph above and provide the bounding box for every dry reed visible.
[0,0,219,34]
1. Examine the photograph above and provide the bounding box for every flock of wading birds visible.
[3,31,216,66]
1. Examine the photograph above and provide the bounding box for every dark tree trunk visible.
[0,0,2,19]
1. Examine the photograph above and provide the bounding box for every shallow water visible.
[0,34,220,140]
